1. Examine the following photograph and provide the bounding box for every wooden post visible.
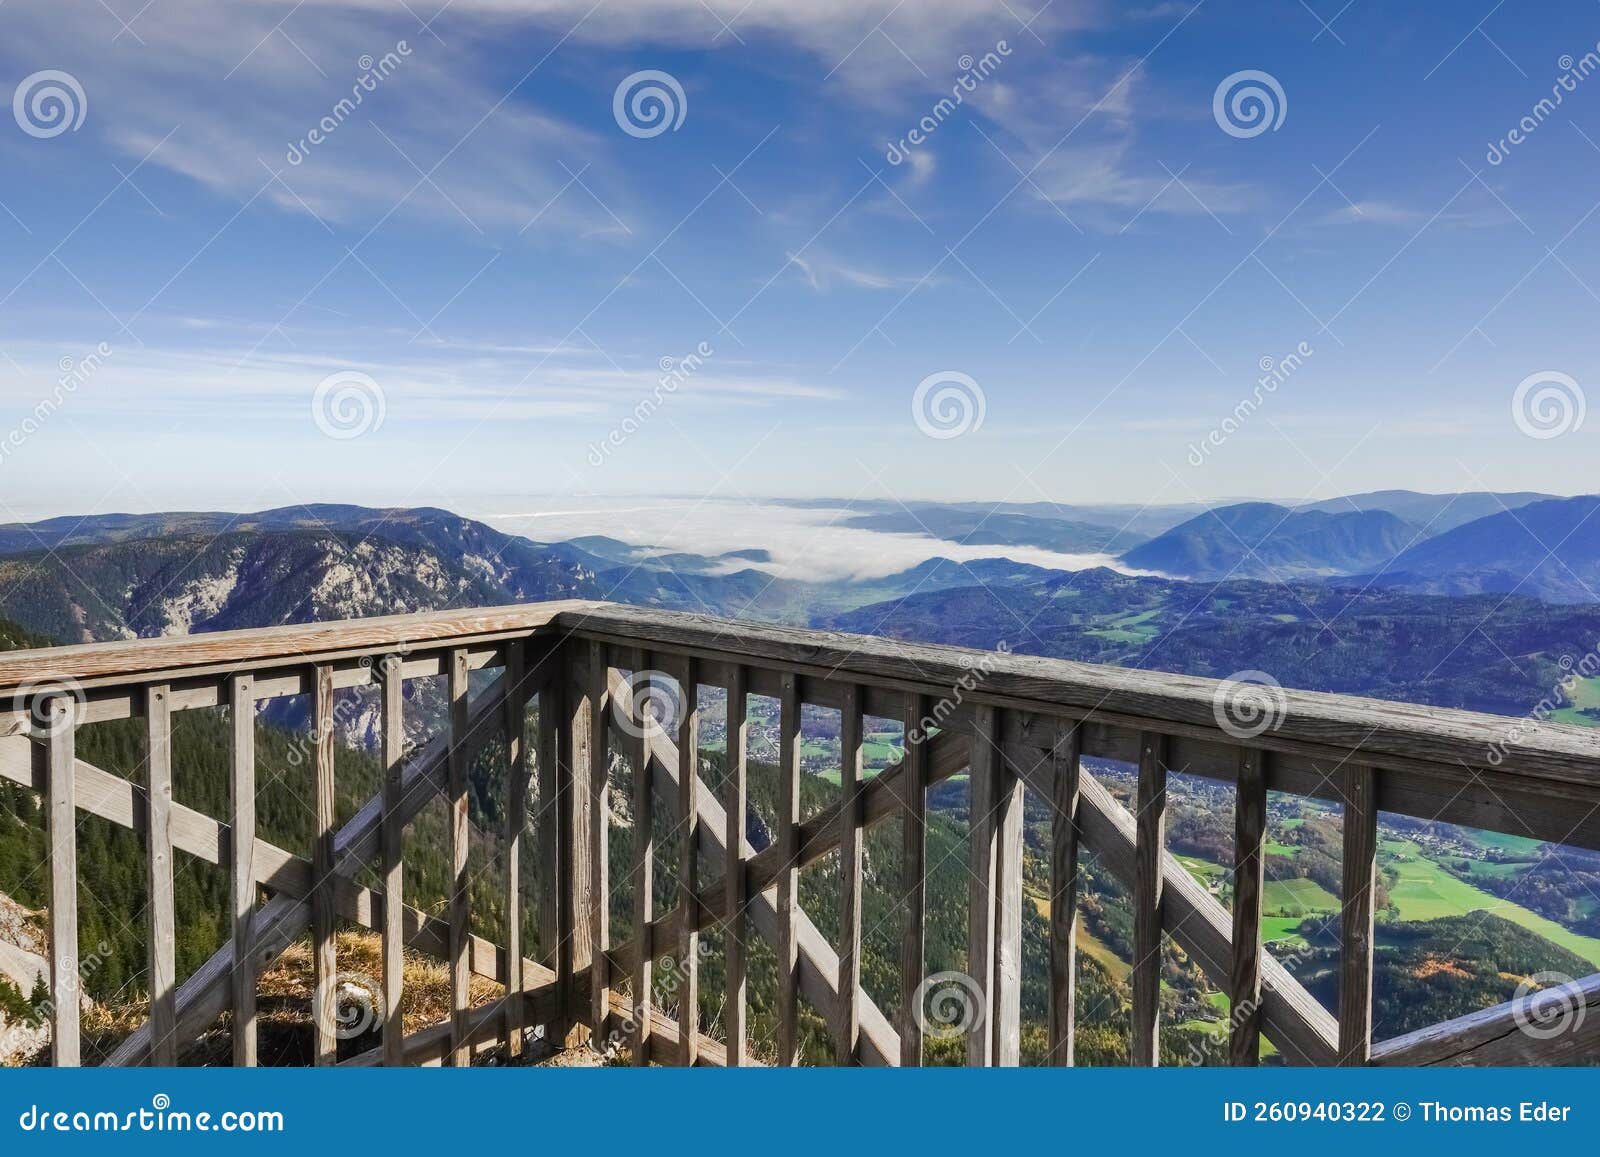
[899,692,928,1068]
[503,640,529,1057]
[677,657,700,1066]
[312,664,338,1066]
[45,695,79,1068]
[722,663,748,1067]
[228,675,257,1067]
[557,641,595,1050]
[380,654,406,1067]
[1131,732,1168,1067]
[631,654,654,1066]
[1047,721,1082,1066]
[447,648,471,1067]
[147,684,178,1066]
[1339,764,1379,1066]
[836,683,864,1065]
[775,671,801,1066]
[990,708,1023,1067]
[967,704,997,1068]
[586,641,611,1051]
[1230,749,1267,1066]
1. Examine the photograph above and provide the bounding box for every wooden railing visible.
[2,600,1598,1067]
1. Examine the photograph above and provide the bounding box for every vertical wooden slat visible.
[585,640,610,1050]
[1131,731,1168,1067]
[1047,720,1082,1066]
[311,664,338,1066]
[990,708,1023,1067]
[1229,748,1267,1067]
[722,663,748,1067]
[899,693,928,1068]
[1339,763,1379,1066]
[966,703,997,1068]
[503,640,529,1057]
[557,641,592,1049]
[631,654,654,1066]
[45,695,79,1068]
[380,653,406,1067]
[836,683,864,1065]
[228,675,257,1068]
[447,647,471,1067]
[775,670,801,1067]
[534,645,562,979]
[677,657,700,1067]
[147,683,177,1066]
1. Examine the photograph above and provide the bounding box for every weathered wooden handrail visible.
[1,599,1597,1068]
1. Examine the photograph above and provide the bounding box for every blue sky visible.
[0,0,1596,518]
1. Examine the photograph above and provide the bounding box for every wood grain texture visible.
[1374,972,1600,1065]
[631,655,654,1067]
[1339,764,1379,1066]
[45,699,78,1067]
[899,693,928,1068]
[967,703,998,1067]
[990,708,1023,1067]
[722,663,748,1066]
[836,682,863,1065]
[447,648,471,1067]
[1131,733,1168,1067]
[776,670,801,1067]
[586,640,610,1050]
[312,664,338,1066]
[380,654,406,1067]
[502,640,529,1057]
[228,674,257,1069]
[147,684,178,1066]
[1047,720,1081,1066]
[1229,748,1267,1067]
[676,657,700,1067]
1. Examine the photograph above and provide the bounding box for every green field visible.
[1383,839,1600,967]
[1550,675,1600,727]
